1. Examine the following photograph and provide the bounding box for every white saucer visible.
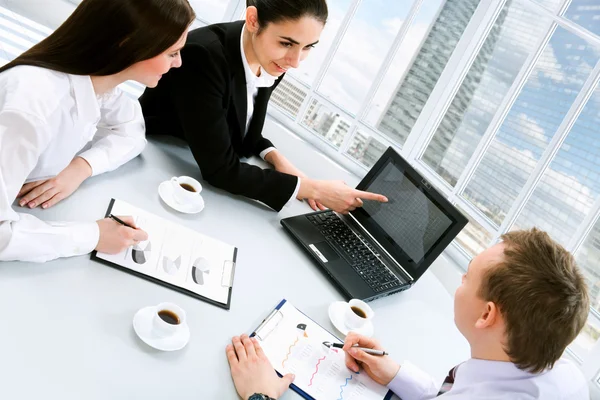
[158,180,204,214]
[133,306,190,351]
[328,301,374,337]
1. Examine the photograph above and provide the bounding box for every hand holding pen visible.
[323,341,388,356]
[95,214,148,254]
[340,332,401,386]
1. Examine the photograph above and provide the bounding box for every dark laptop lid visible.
[351,147,468,282]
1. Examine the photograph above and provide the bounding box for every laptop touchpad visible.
[309,242,340,263]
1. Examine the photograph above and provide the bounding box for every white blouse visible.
[0,65,146,262]
[239,26,301,205]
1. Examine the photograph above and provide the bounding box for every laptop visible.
[281,147,468,302]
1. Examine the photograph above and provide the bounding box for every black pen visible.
[108,214,135,229]
[323,341,388,356]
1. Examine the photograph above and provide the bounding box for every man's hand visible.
[343,332,400,386]
[95,217,148,254]
[265,150,326,211]
[226,334,294,399]
[18,157,92,209]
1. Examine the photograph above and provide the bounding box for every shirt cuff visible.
[259,147,276,161]
[282,177,301,208]
[78,147,110,177]
[48,220,100,257]
[387,361,439,400]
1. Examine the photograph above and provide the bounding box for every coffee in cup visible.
[152,302,186,338]
[170,176,202,205]
[344,299,374,330]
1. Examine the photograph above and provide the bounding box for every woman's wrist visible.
[298,178,319,201]
[71,156,93,180]
[264,149,283,166]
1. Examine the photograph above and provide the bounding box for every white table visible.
[0,119,469,399]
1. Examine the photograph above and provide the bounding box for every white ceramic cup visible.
[344,299,374,330]
[152,302,187,338]
[170,176,202,205]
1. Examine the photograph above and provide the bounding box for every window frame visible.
[259,0,600,384]
[30,0,600,387]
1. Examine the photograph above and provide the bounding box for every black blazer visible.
[140,21,298,211]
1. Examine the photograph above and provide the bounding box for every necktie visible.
[437,365,458,396]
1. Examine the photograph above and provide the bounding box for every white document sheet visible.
[254,300,391,400]
[95,199,237,308]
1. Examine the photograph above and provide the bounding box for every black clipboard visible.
[91,198,237,310]
[250,299,393,400]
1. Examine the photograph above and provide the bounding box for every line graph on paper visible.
[256,301,389,400]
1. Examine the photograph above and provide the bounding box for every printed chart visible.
[256,301,389,400]
[96,199,236,306]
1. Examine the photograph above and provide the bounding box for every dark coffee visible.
[351,306,367,318]
[158,309,180,325]
[180,183,197,192]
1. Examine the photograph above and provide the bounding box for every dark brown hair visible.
[246,0,328,32]
[0,0,196,76]
[479,228,589,373]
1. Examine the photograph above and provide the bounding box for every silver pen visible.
[323,341,388,356]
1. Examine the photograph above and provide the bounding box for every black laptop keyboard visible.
[307,211,402,293]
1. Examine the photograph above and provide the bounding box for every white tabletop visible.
[0,119,469,399]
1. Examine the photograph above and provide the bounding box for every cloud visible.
[382,17,404,35]
[515,112,548,144]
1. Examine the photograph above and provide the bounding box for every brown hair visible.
[0,0,196,76]
[479,228,589,373]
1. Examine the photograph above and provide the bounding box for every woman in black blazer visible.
[140,0,387,212]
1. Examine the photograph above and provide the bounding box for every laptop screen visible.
[352,148,467,281]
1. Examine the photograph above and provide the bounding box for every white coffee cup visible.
[344,299,374,330]
[170,176,202,205]
[152,302,186,338]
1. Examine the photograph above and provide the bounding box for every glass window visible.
[0,3,50,62]
[287,0,353,85]
[420,0,559,187]
[301,98,352,148]
[188,0,230,24]
[565,0,600,37]
[316,0,416,115]
[454,206,493,256]
[575,220,600,314]
[572,313,600,353]
[345,131,387,168]
[574,221,600,352]
[462,26,600,225]
[512,84,600,246]
[270,76,309,118]
[1,0,74,29]
[365,0,480,146]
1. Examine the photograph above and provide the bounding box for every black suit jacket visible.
[140,21,298,211]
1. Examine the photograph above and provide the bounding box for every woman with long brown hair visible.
[0,0,195,262]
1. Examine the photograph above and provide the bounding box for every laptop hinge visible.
[343,212,414,283]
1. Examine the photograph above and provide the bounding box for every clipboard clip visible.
[252,309,284,341]
[221,260,236,288]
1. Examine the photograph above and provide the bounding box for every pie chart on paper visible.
[191,257,211,285]
[163,255,182,275]
[132,242,152,264]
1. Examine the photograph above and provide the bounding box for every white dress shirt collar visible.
[68,74,101,123]
[240,24,277,89]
